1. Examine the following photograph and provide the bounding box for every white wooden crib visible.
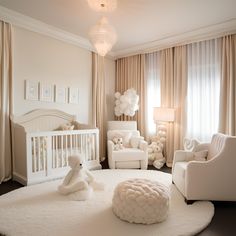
[11,109,101,185]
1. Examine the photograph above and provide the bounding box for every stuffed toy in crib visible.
[58,154,104,201]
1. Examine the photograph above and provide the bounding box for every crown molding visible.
[1,6,235,60]
[0,6,94,52]
[113,18,236,59]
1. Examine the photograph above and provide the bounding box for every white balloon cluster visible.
[114,88,139,117]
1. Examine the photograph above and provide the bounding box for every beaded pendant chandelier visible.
[87,0,117,56]
[89,16,117,57]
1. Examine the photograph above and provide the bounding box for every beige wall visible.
[12,26,115,124]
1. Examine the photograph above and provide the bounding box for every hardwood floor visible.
[0,166,235,236]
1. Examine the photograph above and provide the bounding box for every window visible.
[186,39,221,142]
[145,52,161,136]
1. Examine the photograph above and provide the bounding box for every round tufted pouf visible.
[112,178,170,224]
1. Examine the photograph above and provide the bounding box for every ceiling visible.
[0,0,236,57]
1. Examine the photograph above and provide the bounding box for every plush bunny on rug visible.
[58,155,104,201]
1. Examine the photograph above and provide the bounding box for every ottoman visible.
[112,178,170,224]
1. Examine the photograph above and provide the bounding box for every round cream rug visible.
[0,170,214,236]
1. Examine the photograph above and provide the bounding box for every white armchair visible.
[172,133,236,203]
[107,121,148,169]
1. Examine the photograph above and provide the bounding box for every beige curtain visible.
[92,52,107,161]
[115,54,146,135]
[160,46,187,167]
[218,34,236,135]
[173,46,188,151]
[0,21,13,183]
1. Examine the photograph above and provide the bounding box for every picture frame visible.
[55,85,67,104]
[69,87,79,104]
[25,80,39,101]
[39,83,54,102]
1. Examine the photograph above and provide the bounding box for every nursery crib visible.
[11,109,101,185]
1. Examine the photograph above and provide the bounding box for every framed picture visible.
[40,83,54,102]
[69,87,79,104]
[55,85,67,103]
[25,80,39,101]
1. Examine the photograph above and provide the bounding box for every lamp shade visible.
[153,107,175,122]
[89,16,117,57]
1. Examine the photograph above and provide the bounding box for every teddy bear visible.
[147,140,166,169]
[113,137,124,150]
[58,154,104,201]
[59,123,74,131]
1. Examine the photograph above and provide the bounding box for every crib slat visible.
[52,136,54,168]
[46,136,52,176]
[70,134,72,156]
[75,134,78,152]
[33,137,36,172]
[85,135,88,161]
[37,137,40,171]
[65,135,68,165]
[95,131,99,163]
[89,135,91,161]
[42,137,46,171]
[56,136,58,168]
[61,135,64,167]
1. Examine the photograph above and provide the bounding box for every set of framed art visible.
[25,80,79,104]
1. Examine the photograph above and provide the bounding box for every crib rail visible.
[26,129,100,181]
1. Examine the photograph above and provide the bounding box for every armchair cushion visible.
[107,130,139,147]
[194,150,208,161]
[112,148,147,161]
[185,150,208,162]
[130,136,144,148]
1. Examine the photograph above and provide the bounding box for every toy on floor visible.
[148,139,165,169]
[58,155,104,201]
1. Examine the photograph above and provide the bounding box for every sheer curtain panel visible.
[145,52,161,137]
[186,39,221,142]
[0,21,13,183]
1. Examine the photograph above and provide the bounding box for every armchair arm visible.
[172,150,194,172]
[107,140,114,153]
[173,150,194,163]
[139,140,148,152]
[107,140,115,169]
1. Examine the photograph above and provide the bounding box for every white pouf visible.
[112,178,170,224]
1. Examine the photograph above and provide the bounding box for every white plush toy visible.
[59,123,74,131]
[148,141,166,169]
[113,137,124,151]
[58,155,104,201]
